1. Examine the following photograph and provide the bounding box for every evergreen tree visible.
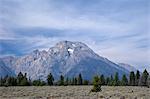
[74,77,77,85]
[135,70,140,86]
[20,77,28,86]
[2,76,17,86]
[47,73,54,86]
[147,75,150,88]
[64,77,69,86]
[12,77,17,86]
[100,74,105,85]
[105,77,110,86]
[71,77,75,85]
[1,75,8,86]
[108,75,113,86]
[113,72,119,86]
[71,77,77,85]
[59,75,64,86]
[68,78,72,85]
[32,79,40,86]
[140,69,149,86]
[32,79,46,86]
[83,80,89,85]
[20,73,29,86]
[0,77,3,86]
[91,76,101,92]
[77,73,83,85]
[121,74,128,86]
[17,72,24,85]
[129,71,135,86]
[16,72,29,86]
[8,76,17,86]
[4,76,9,86]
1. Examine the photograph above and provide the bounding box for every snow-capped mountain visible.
[118,63,137,72]
[0,41,130,80]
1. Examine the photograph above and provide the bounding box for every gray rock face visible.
[0,58,15,77]
[0,41,129,80]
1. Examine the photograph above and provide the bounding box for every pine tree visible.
[47,73,54,86]
[121,74,128,86]
[4,76,9,87]
[16,72,29,86]
[77,73,83,85]
[135,70,140,86]
[140,69,149,86]
[100,75,105,85]
[59,75,64,86]
[91,76,101,92]
[20,73,29,86]
[20,77,28,86]
[68,78,72,85]
[147,75,150,88]
[17,72,24,85]
[7,76,17,86]
[108,75,113,86]
[71,77,75,85]
[0,77,3,86]
[83,80,89,85]
[105,77,110,85]
[1,75,8,86]
[113,72,119,86]
[12,77,17,86]
[28,77,32,86]
[74,77,77,85]
[129,71,135,86]
[32,79,46,86]
[32,79,41,86]
[64,77,69,86]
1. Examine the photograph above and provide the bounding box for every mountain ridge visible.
[0,41,130,80]
[118,63,137,72]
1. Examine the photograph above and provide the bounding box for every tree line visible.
[0,69,149,88]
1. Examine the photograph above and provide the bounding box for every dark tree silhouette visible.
[140,69,149,86]
[100,74,105,85]
[47,73,54,86]
[121,74,128,86]
[129,71,135,86]
[77,73,83,85]
[113,72,119,86]
[59,75,64,86]
[135,70,140,86]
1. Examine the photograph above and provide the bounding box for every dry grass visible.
[0,86,149,99]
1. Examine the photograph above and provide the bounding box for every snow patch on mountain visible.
[68,48,74,54]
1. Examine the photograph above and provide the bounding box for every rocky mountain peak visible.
[55,41,89,50]
[0,41,130,80]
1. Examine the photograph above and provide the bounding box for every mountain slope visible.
[0,59,15,77]
[0,41,129,80]
[118,63,137,72]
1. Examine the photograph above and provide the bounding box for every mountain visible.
[0,58,15,77]
[118,63,137,72]
[0,41,129,80]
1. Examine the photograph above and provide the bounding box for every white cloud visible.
[0,0,149,71]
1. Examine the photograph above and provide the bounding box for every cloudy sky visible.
[0,0,149,71]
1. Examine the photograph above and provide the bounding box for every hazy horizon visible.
[0,0,149,71]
